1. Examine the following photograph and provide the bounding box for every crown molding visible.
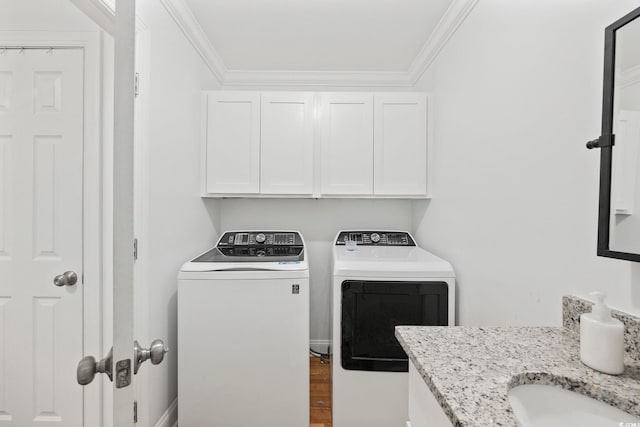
[161,0,479,87]
[69,0,115,34]
[69,0,148,34]
[408,0,479,84]
[159,0,226,82]
[222,70,413,87]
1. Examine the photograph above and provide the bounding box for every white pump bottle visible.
[579,292,624,375]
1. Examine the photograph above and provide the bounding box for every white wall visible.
[219,198,413,347]
[0,0,99,30]
[134,1,221,425]
[412,0,640,327]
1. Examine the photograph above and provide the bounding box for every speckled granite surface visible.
[396,326,640,427]
[563,295,640,361]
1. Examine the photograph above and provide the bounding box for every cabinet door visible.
[374,93,428,196]
[260,93,315,194]
[408,361,453,427]
[204,92,260,194]
[319,94,374,195]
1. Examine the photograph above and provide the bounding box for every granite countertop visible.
[395,326,640,427]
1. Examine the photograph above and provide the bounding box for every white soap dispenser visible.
[579,292,624,375]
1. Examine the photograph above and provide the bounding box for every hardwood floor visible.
[310,356,332,427]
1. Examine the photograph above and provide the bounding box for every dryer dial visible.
[370,233,381,243]
[255,233,266,243]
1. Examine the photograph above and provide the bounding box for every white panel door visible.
[374,93,428,196]
[112,1,137,425]
[261,93,314,195]
[319,93,374,195]
[205,92,260,194]
[0,49,84,426]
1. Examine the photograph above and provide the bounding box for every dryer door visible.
[341,280,448,372]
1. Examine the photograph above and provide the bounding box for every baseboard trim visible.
[154,398,178,427]
[310,339,331,354]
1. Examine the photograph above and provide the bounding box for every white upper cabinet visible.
[374,93,428,196]
[201,91,430,198]
[260,93,315,195]
[319,93,374,195]
[204,92,260,194]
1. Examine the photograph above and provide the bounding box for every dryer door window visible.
[341,280,448,372]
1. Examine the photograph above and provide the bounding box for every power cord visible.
[309,346,331,364]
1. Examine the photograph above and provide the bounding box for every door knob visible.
[77,347,113,385]
[134,339,168,374]
[77,340,167,386]
[53,270,77,287]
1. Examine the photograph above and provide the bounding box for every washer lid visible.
[180,258,308,273]
[180,230,308,272]
[332,245,454,278]
[197,231,305,263]
[178,261,310,282]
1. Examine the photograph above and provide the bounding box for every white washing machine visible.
[331,230,455,427]
[178,231,309,427]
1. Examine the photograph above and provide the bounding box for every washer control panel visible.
[335,231,415,246]
[216,231,304,257]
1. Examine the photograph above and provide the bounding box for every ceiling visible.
[164,0,478,85]
[184,0,454,73]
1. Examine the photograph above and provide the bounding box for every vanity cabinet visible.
[407,361,452,427]
[202,91,430,198]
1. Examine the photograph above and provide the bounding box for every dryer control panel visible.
[335,231,416,246]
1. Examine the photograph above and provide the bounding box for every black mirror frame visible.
[595,6,640,262]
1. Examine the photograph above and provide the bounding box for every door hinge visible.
[134,238,138,260]
[134,400,138,423]
[134,72,140,97]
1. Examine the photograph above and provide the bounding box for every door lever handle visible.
[77,347,113,385]
[134,339,168,374]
